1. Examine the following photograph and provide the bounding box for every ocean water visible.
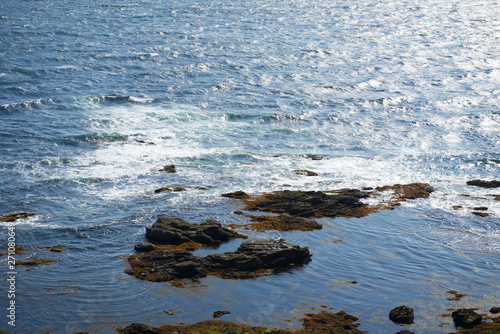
[1,0,499,333]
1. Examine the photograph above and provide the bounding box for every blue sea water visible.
[1,0,499,332]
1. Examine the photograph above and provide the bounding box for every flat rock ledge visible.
[118,309,366,334]
[145,218,247,246]
[125,239,311,283]
[233,183,434,220]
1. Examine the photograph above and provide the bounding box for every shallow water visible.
[1,0,499,332]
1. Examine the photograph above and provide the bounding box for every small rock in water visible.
[389,305,414,324]
[490,306,500,314]
[158,165,176,173]
[213,310,230,318]
[293,169,318,176]
[451,308,482,329]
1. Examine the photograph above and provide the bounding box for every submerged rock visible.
[125,239,311,283]
[229,215,322,232]
[118,309,366,334]
[451,308,482,329]
[389,305,414,324]
[145,217,247,246]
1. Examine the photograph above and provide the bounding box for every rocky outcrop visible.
[232,183,435,220]
[145,218,247,246]
[466,179,500,188]
[125,239,311,283]
[241,189,371,218]
[451,308,482,329]
[389,305,414,324]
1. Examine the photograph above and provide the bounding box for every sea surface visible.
[1,0,499,333]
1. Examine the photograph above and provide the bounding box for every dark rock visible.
[0,212,36,222]
[159,165,176,173]
[451,308,483,329]
[125,239,311,282]
[467,179,500,188]
[222,190,250,199]
[389,305,414,324]
[145,218,247,246]
[491,307,500,314]
[293,169,318,176]
[154,187,172,193]
[173,187,186,192]
[395,331,415,334]
[134,242,155,252]
[472,211,490,217]
[213,310,230,318]
[136,140,156,145]
[241,189,371,218]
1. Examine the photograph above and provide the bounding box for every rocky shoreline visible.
[2,179,499,333]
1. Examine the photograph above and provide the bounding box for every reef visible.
[118,309,366,334]
[125,239,311,283]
